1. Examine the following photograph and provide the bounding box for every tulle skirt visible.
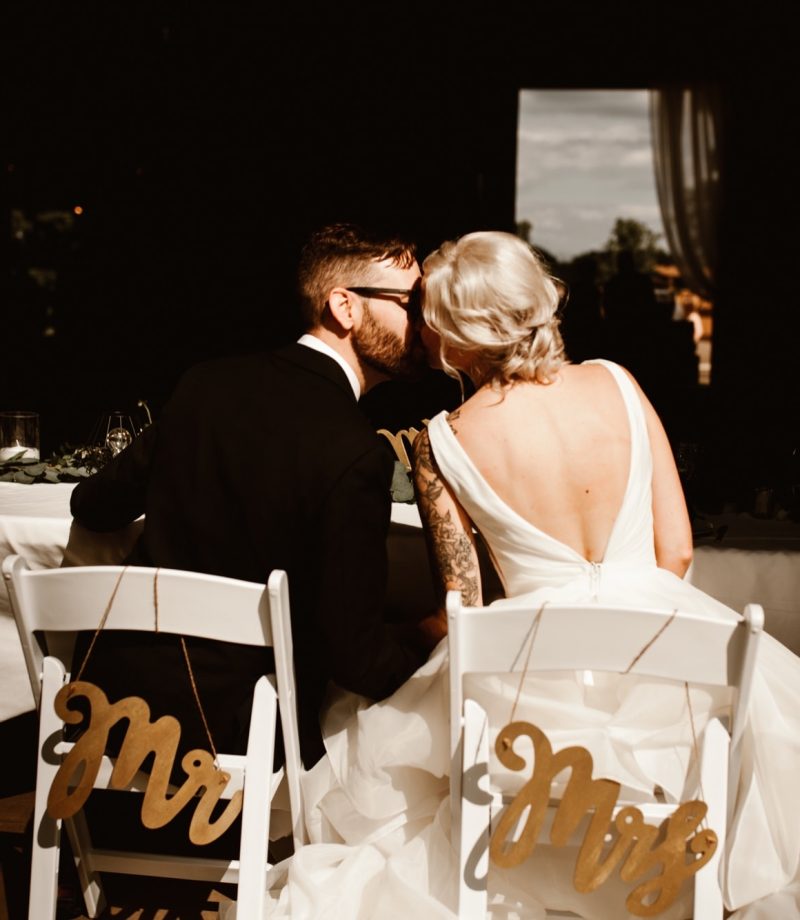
[224,578,800,919]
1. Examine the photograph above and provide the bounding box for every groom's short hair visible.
[297,223,417,330]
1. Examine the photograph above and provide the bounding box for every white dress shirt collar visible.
[297,334,361,400]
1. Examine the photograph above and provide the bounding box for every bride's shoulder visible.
[575,358,636,380]
[570,360,647,394]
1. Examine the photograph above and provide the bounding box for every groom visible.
[70,223,434,767]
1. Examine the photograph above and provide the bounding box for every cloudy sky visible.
[516,90,665,261]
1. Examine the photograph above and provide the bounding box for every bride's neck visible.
[473,369,564,395]
[465,362,495,390]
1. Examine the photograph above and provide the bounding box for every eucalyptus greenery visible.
[391,461,416,504]
[0,445,112,484]
[1,446,419,503]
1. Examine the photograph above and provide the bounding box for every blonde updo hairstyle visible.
[422,231,566,387]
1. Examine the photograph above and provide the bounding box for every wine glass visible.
[106,427,133,456]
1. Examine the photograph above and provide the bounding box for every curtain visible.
[650,87,721,299]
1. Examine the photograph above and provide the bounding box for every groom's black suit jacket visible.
[70,343,426,766]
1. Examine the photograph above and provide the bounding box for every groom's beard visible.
[352,305,427,381]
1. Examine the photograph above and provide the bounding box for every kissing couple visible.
[74,224,800,919]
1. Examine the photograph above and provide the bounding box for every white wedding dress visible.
[225,360,800,919]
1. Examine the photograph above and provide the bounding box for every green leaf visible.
[390,461,416,503]
[0,451,27,464]
[0,441,116,483]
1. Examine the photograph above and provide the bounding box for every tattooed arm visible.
[412,424,482,610]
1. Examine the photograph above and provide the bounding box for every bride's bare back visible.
[413,362,692,619]
[451,363,629,563]
[415,232,692,623]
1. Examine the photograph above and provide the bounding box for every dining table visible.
[0,482,142,720]
[2,481,799,725]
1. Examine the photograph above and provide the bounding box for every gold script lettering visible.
[490,721,717,917]
[377,424,429,469]
[47,681,242,845]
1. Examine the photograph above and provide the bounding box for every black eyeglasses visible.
[345,287,421,314]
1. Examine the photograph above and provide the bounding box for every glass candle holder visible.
[0,411,40,463]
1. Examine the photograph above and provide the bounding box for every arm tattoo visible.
[413,429,480,606]
[447,407,462,436]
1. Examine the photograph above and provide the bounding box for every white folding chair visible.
[447,592,764,920]
[2,556,307,919]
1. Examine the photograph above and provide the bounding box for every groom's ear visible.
[327,287,358,332]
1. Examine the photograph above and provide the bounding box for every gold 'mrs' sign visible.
[490,721,717,916]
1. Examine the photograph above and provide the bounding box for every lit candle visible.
[0,443,40,462]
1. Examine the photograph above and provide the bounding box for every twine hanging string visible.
[74,566,129,682]
[622,609,678,674]
[178,638,218,762]
[482,602,547,764]
[152,568,219,762]
[503,603,708,823]
[508,602,548,726]
[471,602,549,831]
[683,680,706,815]
[73,566,220,764]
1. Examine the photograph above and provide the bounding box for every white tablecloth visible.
[689,545,800,653]
[0,483,74,719]
[0,482,142,721]
[2,484,799,723]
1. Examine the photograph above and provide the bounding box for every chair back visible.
[447,594,763,783]
[2,555,306,918]
[6,561,269,698]
[446,592,764,920]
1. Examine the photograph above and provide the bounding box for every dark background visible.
[2,4,797,509]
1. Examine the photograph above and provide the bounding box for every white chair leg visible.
[237,677,277,918]
[65,811,106,918]
[268,569,308,851]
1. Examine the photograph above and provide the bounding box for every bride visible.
[227,232,799,919]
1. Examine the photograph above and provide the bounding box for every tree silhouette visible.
[605,218,665,272]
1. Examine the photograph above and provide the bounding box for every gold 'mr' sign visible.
[490,721,717,917]
[377,424,428,469]
[47,681,242,845]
